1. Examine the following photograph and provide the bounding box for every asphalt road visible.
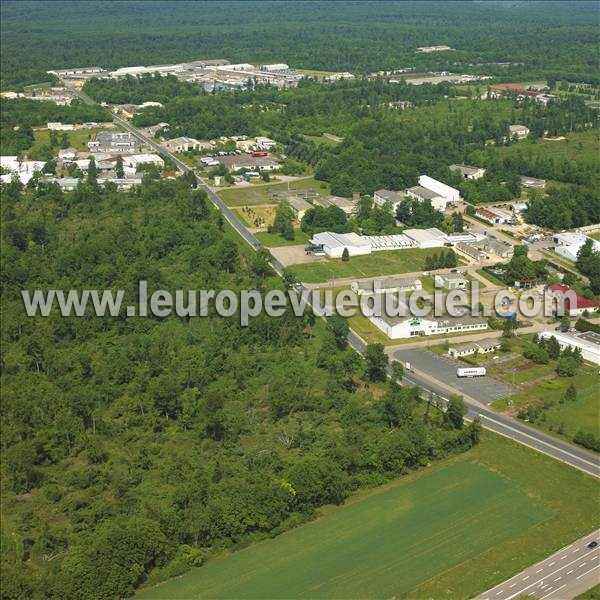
[393,348,515,404]
[476,530,600,600]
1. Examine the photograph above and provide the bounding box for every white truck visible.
[457,367,486,378]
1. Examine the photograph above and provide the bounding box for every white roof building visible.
[403,227,447,248]
[552,232,600,262]
[0,157,45,184]
[310,232,372,258]
[122,154,165,168]
[538,331,600,365]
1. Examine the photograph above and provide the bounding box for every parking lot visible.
[393,348,515,404]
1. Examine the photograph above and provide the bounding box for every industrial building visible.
[374,189,404,211]
[369,303,488,339]
[163,137,210,153]
[405,175,460,211]
[350,277,422,296]
[552,232,600,262]
[449,164,486,180]
[448,338,502,358]
[475,206,513,225]
[538,330,600,365]
[520,175,546,189]
[314,195,358,215]
[287,197,312,220]
[88,131,139,153]
[309,232,372,258]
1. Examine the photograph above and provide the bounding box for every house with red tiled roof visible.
[548,284,599,316]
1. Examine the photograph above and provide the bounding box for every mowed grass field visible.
[255,229,310,247]
[29,127,117,155]
[289,248,436,283]
[139,432,600,599]
[218,177,331,207]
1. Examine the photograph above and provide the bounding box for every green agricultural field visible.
[139,432,600,600]
[289,248,436,283]
[255,229,310,247]
[218,177,331,207]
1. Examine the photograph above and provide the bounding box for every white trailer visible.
[457,367,486,378]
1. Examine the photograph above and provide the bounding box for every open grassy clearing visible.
[27,127,117,157]
[218,177,331,207]
[288,248,436,283]
[255,229,310,247]
[139,432,599,600]
[477,268,506,287]
[486,335,599,443]
[232,204,278,228]
[302,134,342,147]
[589,231,600,242]
[495,129,600,167]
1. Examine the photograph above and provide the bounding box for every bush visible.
[573,430,600,452]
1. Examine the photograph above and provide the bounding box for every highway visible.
[475,530,600,600]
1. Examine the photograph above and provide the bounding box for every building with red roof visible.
[548,284,599,316]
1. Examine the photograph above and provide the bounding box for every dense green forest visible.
[84,75,598,203]
[2,1,599,89]
[0,98,111,156]
[0,176,480,598]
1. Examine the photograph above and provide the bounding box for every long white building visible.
[538,330,600,365]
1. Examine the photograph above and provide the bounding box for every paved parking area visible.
[393,348,515,404]
[270,245,323,266]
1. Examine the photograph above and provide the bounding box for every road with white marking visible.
[476,530,600,600]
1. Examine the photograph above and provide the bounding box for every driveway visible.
[392,348,515,404]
